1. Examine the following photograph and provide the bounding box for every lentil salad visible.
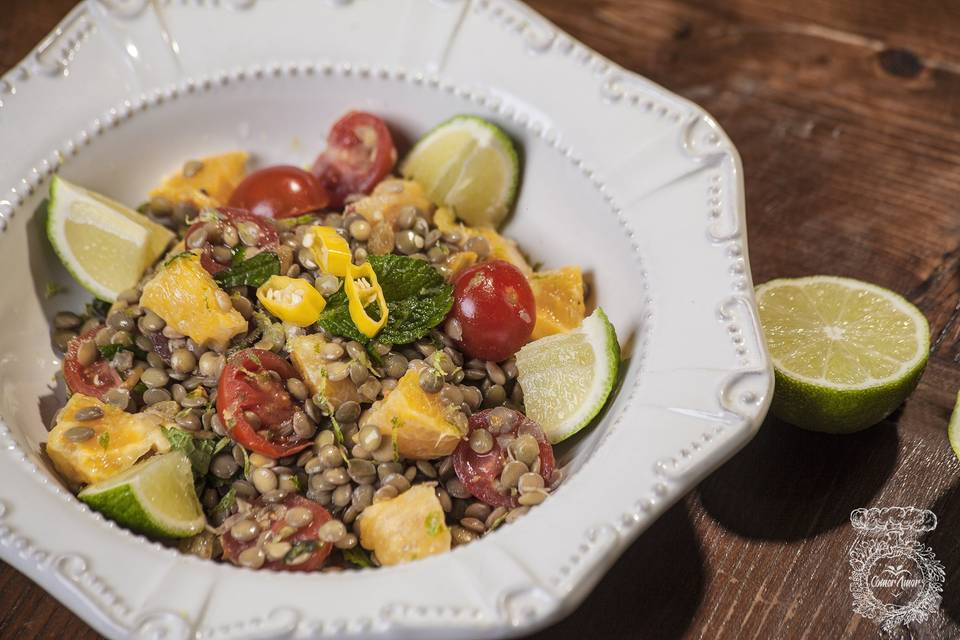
[44,111,619,570]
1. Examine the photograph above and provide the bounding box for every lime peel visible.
[79,451,205,539]
[400,115,519,228]
[516,307,620,444]
[46,175,174,302]
[756,276,929,433]
[949,391,960,462]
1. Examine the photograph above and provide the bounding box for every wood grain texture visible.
[2,0,959,638]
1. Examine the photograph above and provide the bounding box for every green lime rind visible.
[400,115,520,228]
[79,452,205,539]
[516,307,621,444]
[756,276,930,434]
[45,177,104,300]
[770,356,927,434]
[948,391,960,461]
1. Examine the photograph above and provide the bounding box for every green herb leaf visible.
[230,245,247,267]
[391,416,401,462]
[98,343,148,361]
[164,251,196,267]
[277,213,316,229]
[285,540,318,564]
[317,255,453,345]
[342,546,374,568]
[87,298,111,319]
[133,381,148,395]
[98,432,110,449]
[214,252,280,289]
[212,487,237,518]
[330,415,344,446]
[425,511,444,537]
[161,426,220,477]
[45,282,66,298]
[213,437,232,456]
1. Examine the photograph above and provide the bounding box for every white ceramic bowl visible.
[0,1,772,638]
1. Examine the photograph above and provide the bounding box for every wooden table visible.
[3,1,960,638]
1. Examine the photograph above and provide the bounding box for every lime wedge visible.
[47,175,175,302]
[948,391,960,461]
[400,115,519,228]
[756,276,929,433]
[79,451,205,539]
[516,308,620,444]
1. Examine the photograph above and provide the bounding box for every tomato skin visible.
[449,261,536,362]
[227,165,330,219]
[184,208,279,275]
[220,494,332,572]
[217,349,311,458]
[311,111,397,208]
[63,327,122,399]
[452,408,555,508]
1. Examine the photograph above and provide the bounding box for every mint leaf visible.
[212,487,236,518]
[161,426,219,477]
[98,343,147,361]
[317,255,453,345]
[214,252,280,288]
[230,245,246,267]
[342,546,373,568]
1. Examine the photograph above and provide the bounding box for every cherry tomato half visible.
[452,408,555,508]
[184,208,279,275]
[449,261,536,362]
[311,111,397,208]
[63,327,122,400]
[217,348,312,458]
[220,494,333,572]
[227,165,330,219]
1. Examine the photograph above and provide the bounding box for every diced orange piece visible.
[287,334,361,409]
[47,394,170,485]
[433,207,531,275]
[347,179,433,228]
[529,266,586,340]
[358,484,450,566]
[140,252,247,349]
[362,369,465,460]
[149,151,248,209]
[444,250,478,280]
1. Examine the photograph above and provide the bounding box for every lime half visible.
[400,115,519,228]
[949,391,960,462]
[516,308,620,444]
[756,276,929,433]
[79,451,205,539]
[47,175,174,302]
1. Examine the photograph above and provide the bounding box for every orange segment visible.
[529,266,586,340]
[433,207,531,275]
[347,179,433,228]
[287,334,361,409]
[140,253,247,349]
[149,151,248,209]
[358,484,450,566]
[362,369,465,460]
[47,394,171,485]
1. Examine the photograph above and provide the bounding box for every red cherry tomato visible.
[217,349,312,458]
[220,494,332,572]
[311,111,397,208]
[227,165,330,219]
[184,208,279,275]
[449,261,536,362]
[63,327,122,399]
[452,408,555,508]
